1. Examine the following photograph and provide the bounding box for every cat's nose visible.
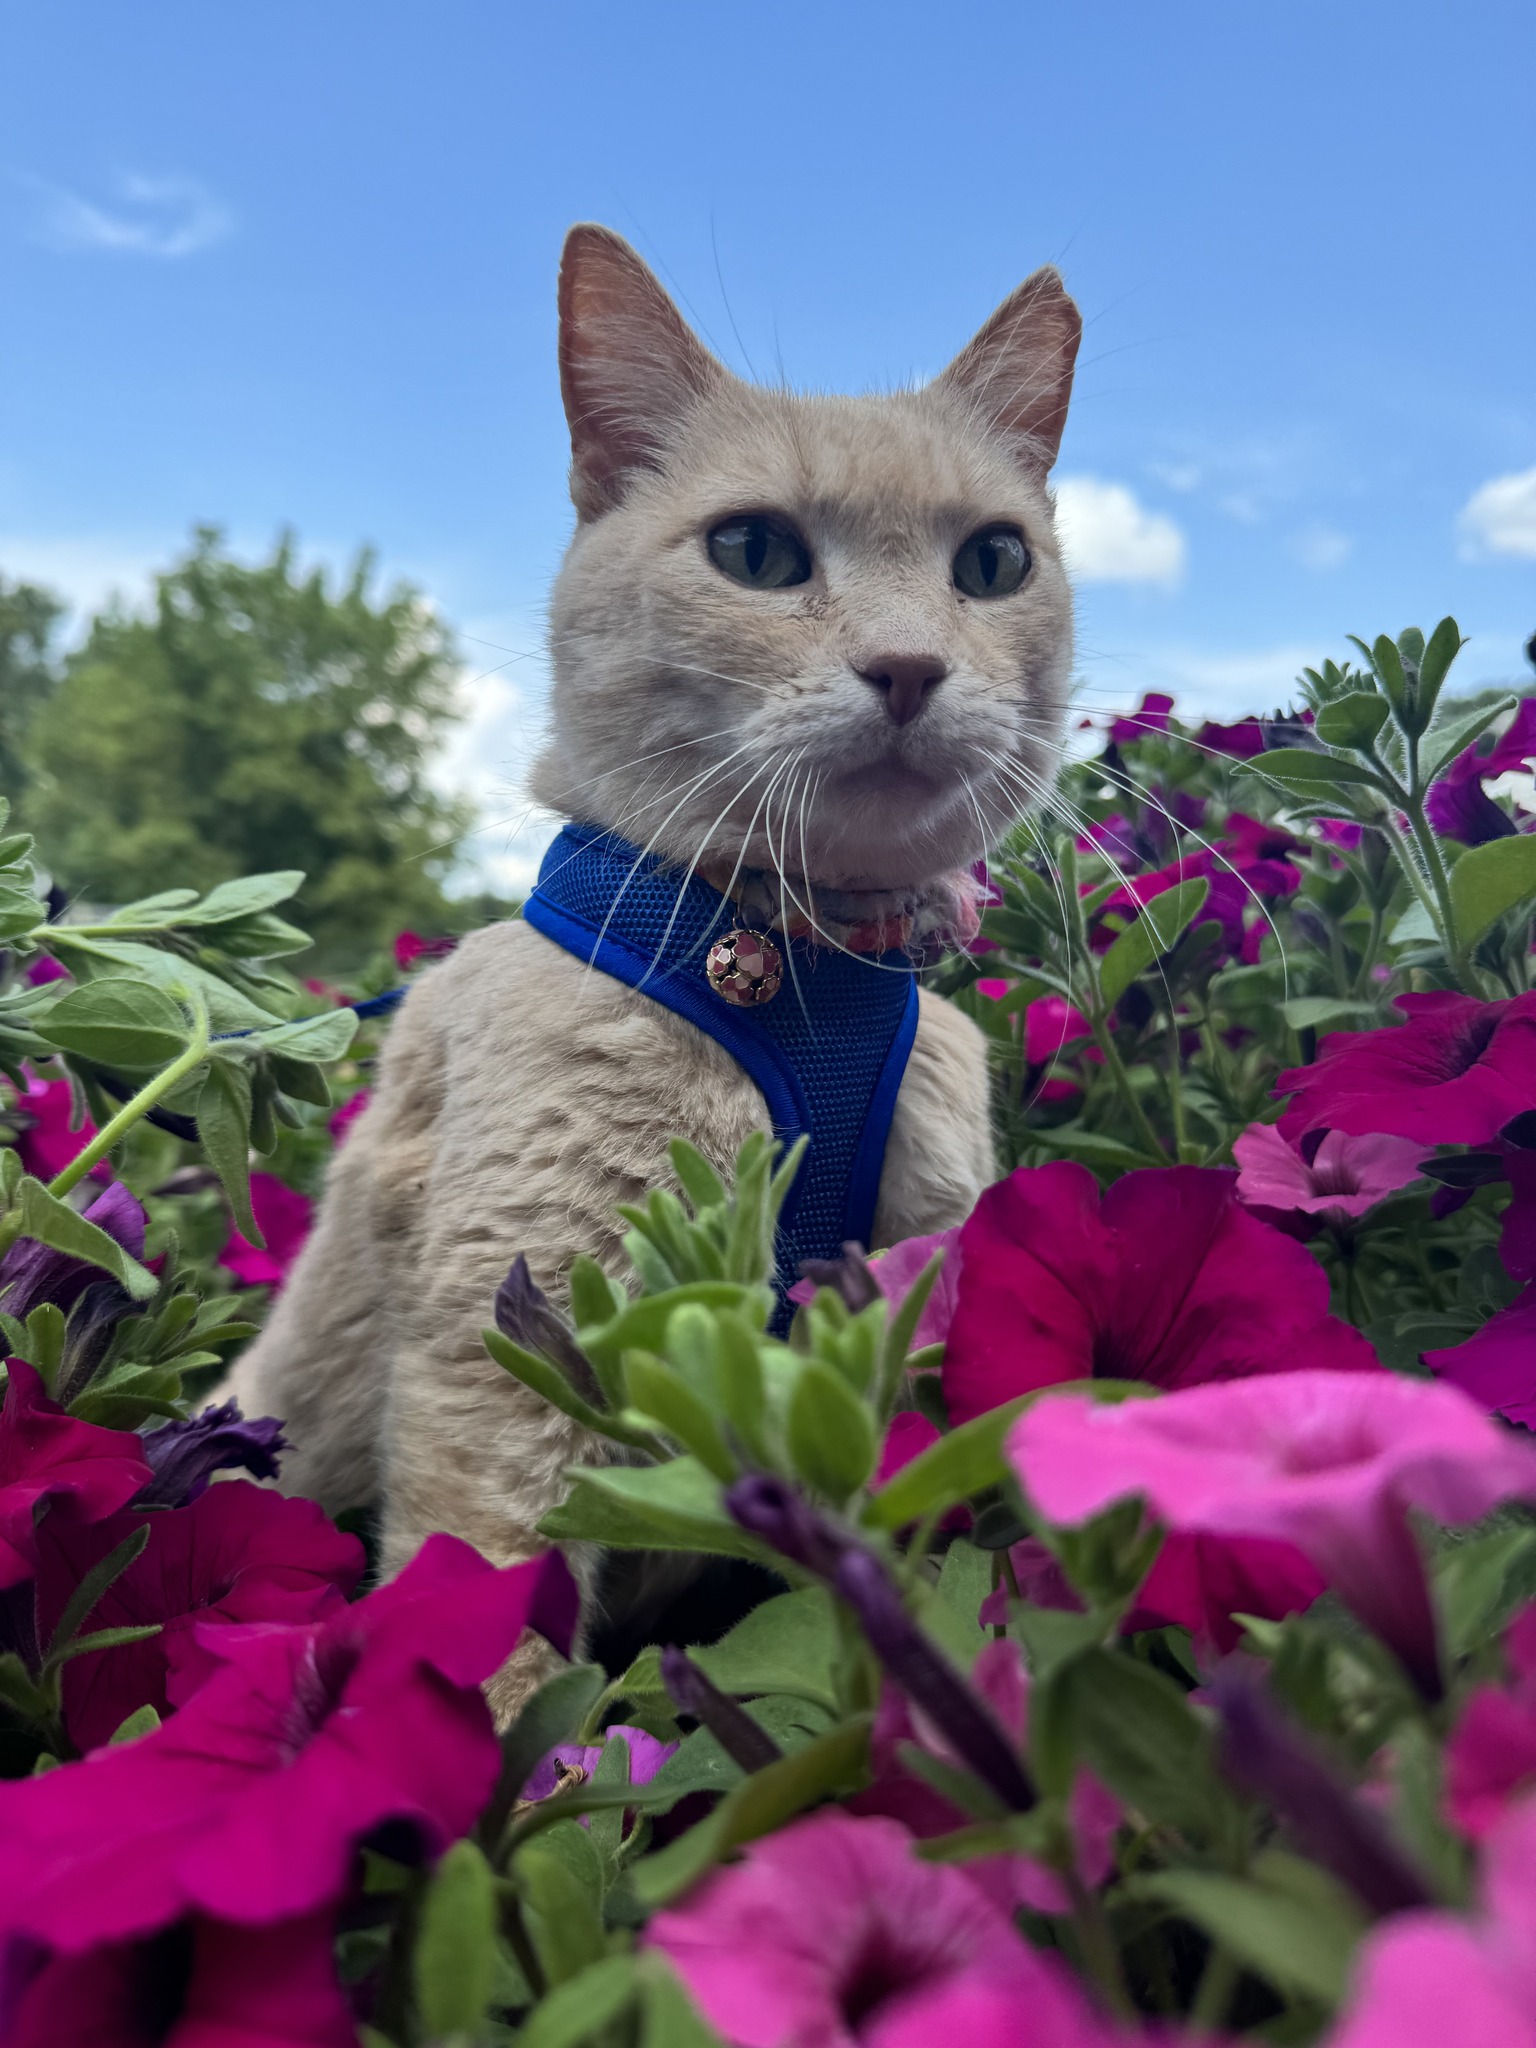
[856,654,948,728]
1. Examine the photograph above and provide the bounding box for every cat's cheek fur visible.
[221,925,995,1722]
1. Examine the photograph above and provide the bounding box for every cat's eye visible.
[953,525,1031,599]
[706,515,813,591]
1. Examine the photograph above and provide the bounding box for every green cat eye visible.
[706,515,813,591]
[953,525,1031,599]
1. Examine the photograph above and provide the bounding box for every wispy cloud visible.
[1459,465,1536,562]
[21,171,232,258]
[1054,477,1186,587]
[1289,524,1353,573]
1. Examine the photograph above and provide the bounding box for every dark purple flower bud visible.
[54,1279,139,1407]
[0,1183,147,1322]
[661,1644,784,1774]
[1211,1664,1431,1915]
[796,1243,881,1315]
[1262,709,1323,752]
[1429,1184,1476,1222]
[1426,746,1519,847]
[724,1473,859,1580]
[832,1547,1035,1814]
[138,1400,289,1507]
[494,1256,604,1408]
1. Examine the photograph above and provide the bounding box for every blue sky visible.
[3,0,1533,891]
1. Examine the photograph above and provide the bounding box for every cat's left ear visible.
[932,266,1082,473]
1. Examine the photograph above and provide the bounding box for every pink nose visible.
[857,654,948,728]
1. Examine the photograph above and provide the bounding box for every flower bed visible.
[1,620,1536,2044]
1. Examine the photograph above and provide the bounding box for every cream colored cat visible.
[226,226,1080,1717]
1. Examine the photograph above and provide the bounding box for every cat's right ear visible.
[558,225,726,521]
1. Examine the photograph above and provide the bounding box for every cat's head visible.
[533,225,1080,898]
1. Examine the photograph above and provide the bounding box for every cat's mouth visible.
[833,757,942,798]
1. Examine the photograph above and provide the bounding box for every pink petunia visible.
[521,1723,678,1806]
[325,1090,371,1146]
[1446,1606,1536,1839]
[862,1969,1127,2048]
[217,1174,313,1291]
[1276,992,1536,1148]
[1010,1371,1536,1698]
[0,1535,571,1948]
[643,1809,1046,2048]
[36,1482,364,1753]
[942,1163,1377,1427]
[9,1070,107,1185]
[1108,692,1174,747]
[0,1363,151,1591]
[1233,1122,1427,1233]
[1,1910,355,2048]
[851,1639,1120,1917]
[392,931,456,971]
[790,1229,963,1352]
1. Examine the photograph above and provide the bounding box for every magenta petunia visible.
[0,1535,569,1947]
[9,1070,107,1185]
[392,931,456,971]
[1108,692,1174,747]
[1233,1122,1427,1233]
[0,1362,151,1591]
[643,1809,1044,2048]
[1426,1282,1536,1428]
[217,1174,313,1292]
[1,1910,355,2048]
[36,1481,364,1753]
[1446,1606,1536,1839]
[942,1163,1377,1427]
[521,1723,679,1805]
[1196,715,1267,759]
[861,1969,1128,2048]
[325,1089,371,1145]
[1010,1371,1536,1698]
[1276,992,1536,1147]
[1425,699,1536,847]
[851,1639,1120,1918]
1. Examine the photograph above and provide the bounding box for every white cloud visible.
[0,533,168,627]
[1290,524,1353,572]
[1459,466,1536,561]
[22,172,232,259]
[428,616,561,898]
[1073,642,1318,725]
[1053,476,1186,587]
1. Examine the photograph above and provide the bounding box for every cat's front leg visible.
[872,986,997,1244]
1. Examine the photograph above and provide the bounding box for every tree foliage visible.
[19,530,474,963]
[0,575,64,815]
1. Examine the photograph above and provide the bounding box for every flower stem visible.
[1190,1943,1240,2031]
[1065,1867,1136,2022]
[47,999,211,1202]
[1089,1014,1166,1162]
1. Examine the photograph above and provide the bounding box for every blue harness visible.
[522,824,920,1304]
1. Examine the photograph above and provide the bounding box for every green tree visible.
[0,574,64,813]
[23,529,475,964]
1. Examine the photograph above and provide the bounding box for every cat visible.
[225,225,1080,1719]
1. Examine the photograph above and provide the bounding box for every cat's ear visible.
[932,266,1082,474]
[558,225,726,520]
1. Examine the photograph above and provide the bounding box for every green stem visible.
[1164,1004,1188,1159]
[47,1000,211,1202]
[1064,1869,1135,2023]
[1190,1943,1241,2032]
[1088,1013,1166,1162]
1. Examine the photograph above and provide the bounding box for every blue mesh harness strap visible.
[522,824,920,1301]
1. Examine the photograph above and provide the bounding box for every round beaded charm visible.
[706,928,783,1007]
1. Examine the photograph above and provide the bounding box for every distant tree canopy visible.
[0,575,64,815]
[16,530,479,965]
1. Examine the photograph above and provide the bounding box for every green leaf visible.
[1099,879,1210,1006]
[1052,1648,1232,1836]
[1421,694,1513,786]
[482,1328,659,1454]
[1243,747,1382,791]
[1130,1852,1367,2006]
[196,1060,261,1245]
[485,1663,610,1846]
[42,936,283,1035]
[1315,691,1390,751]
[44,1521,152,1665]
[48,1622,161,1669]
[107,1703,161,1745]
[1032,1124,1160,1172]
[638,1960,729,2047]
[14,1179,158,1300]
[1389,899,1439,946]
[1450,835,1536,947]
[177,872,306,925]
[516,1956,641,2048]
[414,1838,498,2036]
[632,1715,872,1909]
[1279,996,1381,1033]
[1370,632,1411,721]
[246,1009,358,1064]
[517,1821,608,1985]
[786,1359,878,1504]
[691,1588,840,1711]
[625,1351,738,1482]
[863,1397,1031,1531]
[39,977,191,1070]
[1416,616,1465,721]
[538,1457,775,1563]
[669,1138,727,1214]
[1436,1527,1536,1661]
